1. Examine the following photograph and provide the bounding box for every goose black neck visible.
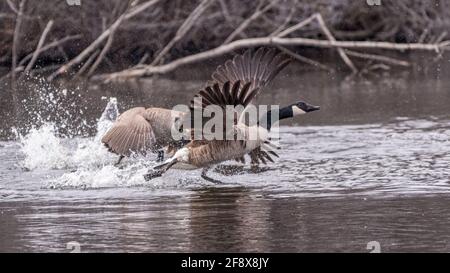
[259,105,293,131]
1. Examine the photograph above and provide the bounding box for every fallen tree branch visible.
[17,35,82,68]
[6,0,18,14]
[75,49,100,77]
[11,0,26,83]
[86,14,124,77]
[25,20,54,73]
[272,37,450,51]
[48,0,161,81]
[97,36,449,82]
[314,13,357,73]
[276,13,317,38]
[276,12,357,72]
[276,45,334,72]
[151,0,214,65]
[270,0,297,37]
[224,0,278,44]
[344,49,411,67]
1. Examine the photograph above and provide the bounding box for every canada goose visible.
[102,47,290,164]
[101,107,186,164]
[144,80,320,182]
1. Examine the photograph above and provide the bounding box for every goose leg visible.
[201,167,223,184]
[114,155,125,166]
[156,150,164,162]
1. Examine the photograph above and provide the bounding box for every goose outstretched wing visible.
[101,107,156,156]
[207,47,291,105]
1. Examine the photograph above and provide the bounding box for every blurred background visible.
[1,0,450,71]
[0,0,449,139]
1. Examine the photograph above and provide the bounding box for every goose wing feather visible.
[208,47,291,104]
[101,107,156,156]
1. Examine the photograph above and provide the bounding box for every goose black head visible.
[291,101,320,116]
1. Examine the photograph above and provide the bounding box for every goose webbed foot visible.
[201,167,223,184]
[114,155,125,166]
[156,150,164,162]
[249,164,271,173]
[144,169,164,181]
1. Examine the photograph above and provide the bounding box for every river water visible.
[0,62,450,252]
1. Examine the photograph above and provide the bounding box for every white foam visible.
[16,95,210,190]
[17,97,147,188]
[20,124,69,170]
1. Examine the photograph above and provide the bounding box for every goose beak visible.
[306,104,320,112]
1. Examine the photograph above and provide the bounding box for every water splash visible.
[19,97,119,170]
[15,92,213,190]
[16,96,143,188]
[96,97,119,141]
[20,124,69,170]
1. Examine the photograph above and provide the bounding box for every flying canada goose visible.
[102,47,291,165]
[101,107,186,164]
[144,80,320,183]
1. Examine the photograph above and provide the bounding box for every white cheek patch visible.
[292,106,306,116]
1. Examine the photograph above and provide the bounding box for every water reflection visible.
[3,190,450,252]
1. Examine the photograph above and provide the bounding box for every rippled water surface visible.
[1,66,450,252]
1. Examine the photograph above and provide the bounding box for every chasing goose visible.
[101,107,186,164]
[102,47,291,164]
[144,80,320,182]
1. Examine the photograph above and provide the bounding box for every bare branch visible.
[87,15,124,77]
[6,0,18,14]
[270,0,297,37]
[315,13,357,73]
[344,50,411,67]
[25,20,54,73]
[11,0,26,83]
[18,35,81,67]
[97,36,450,82]
[276,13,317,38]
[48,0,161,81]
[276,45,334,72]
[224,0,279,44]
[75,50,100,77]
[151,0,214,65]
